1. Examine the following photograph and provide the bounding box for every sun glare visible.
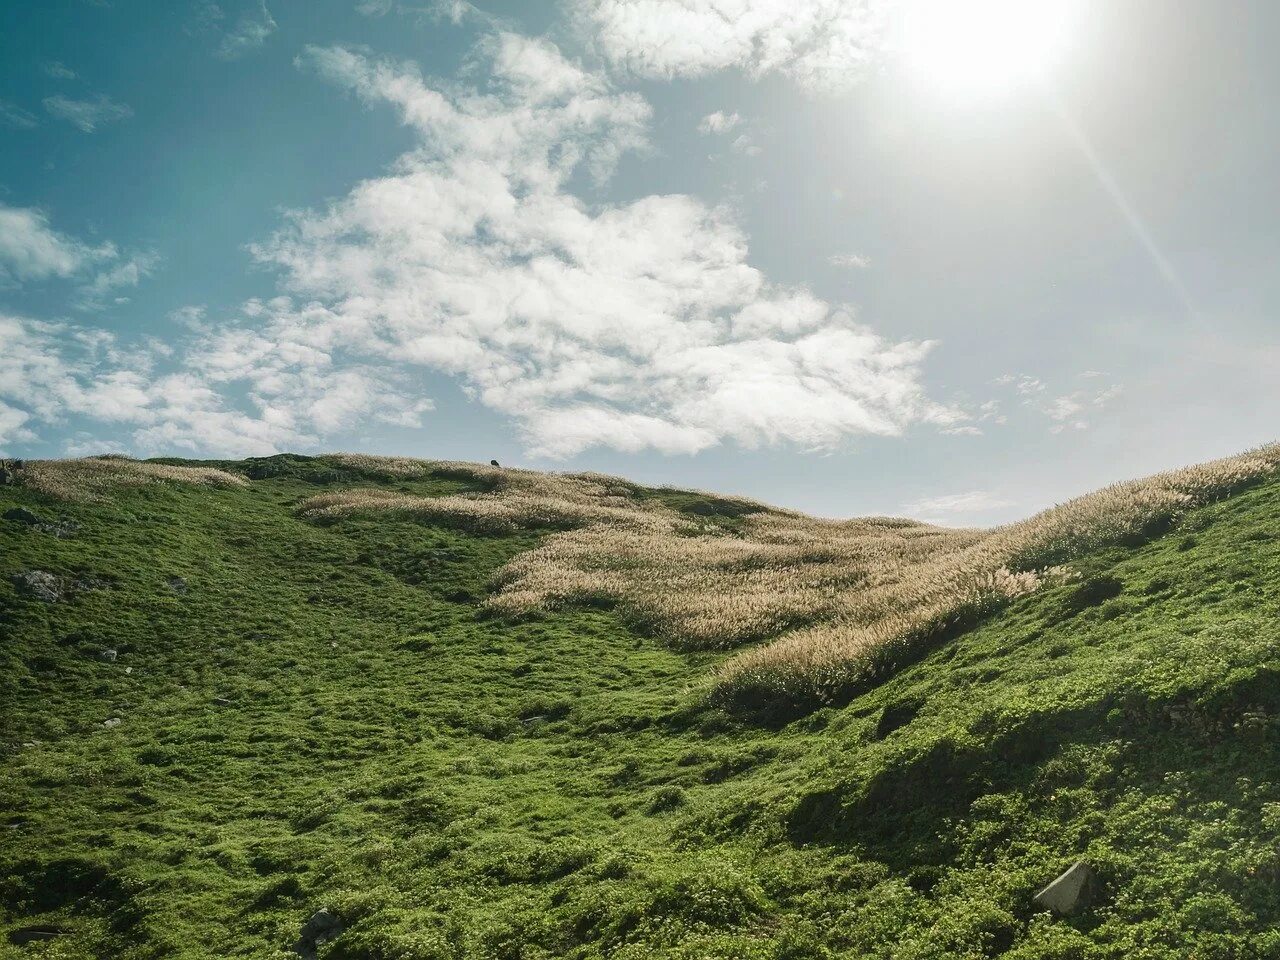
[897,0,1082,101]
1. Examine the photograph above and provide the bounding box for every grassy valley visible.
[3,451,1280,958]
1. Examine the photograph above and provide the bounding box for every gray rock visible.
[11,570,63,603]
[212,696,233,707]
[100,649,119,663]
[166,576,189,595]
[4,506,80,538]
[4,507,44,526]
[1034,861,1098,915]
[8,926,65,945]
[295,907,343,958]
[103,717,122,729]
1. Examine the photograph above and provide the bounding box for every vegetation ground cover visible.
[3,453,1280,958]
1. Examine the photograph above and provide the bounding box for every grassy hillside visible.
[3,452,1280,958]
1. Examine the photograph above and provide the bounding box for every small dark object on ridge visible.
[490,459,500,467]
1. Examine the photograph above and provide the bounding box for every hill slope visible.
[3,452,1280,958]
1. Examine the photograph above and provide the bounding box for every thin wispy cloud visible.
[995,372,1123,434]
[356,0,488,24]
[902,489,1016,521]
[43,93,133,132]
[42,61,78,80]
[76,252,161,310]
[215,0,277,60]
[0,100,39,129]
[830,252,871,269]
[189,1,277,59]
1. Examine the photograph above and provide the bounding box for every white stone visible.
[1034,861,1096,914]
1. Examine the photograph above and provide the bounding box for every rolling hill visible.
[3,449,1280,958]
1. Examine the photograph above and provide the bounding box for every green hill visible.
[3,451,1280,958]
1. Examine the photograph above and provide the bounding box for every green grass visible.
[3,456,1280,958]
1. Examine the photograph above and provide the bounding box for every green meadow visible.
[4,454,1280,958]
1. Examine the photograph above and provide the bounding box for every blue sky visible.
[2,0,1278,524]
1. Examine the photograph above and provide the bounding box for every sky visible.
[1,0,1278,525]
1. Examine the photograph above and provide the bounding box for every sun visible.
[896,0,1082,101]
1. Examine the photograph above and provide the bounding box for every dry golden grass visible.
[301,462,684,534]
[18,456,248,502]
[715,443,1280,705]
[300,444,1280,707]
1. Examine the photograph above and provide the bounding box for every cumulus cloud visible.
[576,0,888,93]
[0,310,432,457]
[42,93,133,132]
[0,399,36,451]
[244,34,958,457]
[3,30,958,460]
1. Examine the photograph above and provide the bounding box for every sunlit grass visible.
[298,444,1280,708]
[19,456,248,502]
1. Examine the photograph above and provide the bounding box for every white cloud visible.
[76,251,161,309]
[42,61,77,80]
[698,110,741,135]
[0,205,115,285]
[903,489,1015,520]
[62,436,130,458]
[0,399,36,450]
[1,30,959,461]
[216,1,277,59]
[246,34,958,457]
[42,93,133,132]
[356,0,487,23]
[995,372,1123,434]
[0,100,39,129]
[576,0,888,93]
[169,305,210,331]
[0,309,432,457]
[829,252,870,269]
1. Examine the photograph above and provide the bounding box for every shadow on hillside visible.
[784,669,1280,885]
